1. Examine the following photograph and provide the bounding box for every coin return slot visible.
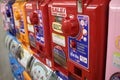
[74,67,82,77]
[39,45,43,52]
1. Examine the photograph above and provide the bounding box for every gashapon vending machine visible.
[15,45,33,80]
[15,45,33,69]
[5,0,16,36]
[9,52,24,80]
[105,0,120,80]
[25,0,38,52]
[12,0,21,40]
[5,34,25,80]
[48,0,79,76]
[12,0,30,47]
[49,0,109,80]
[0,0,9,31]
[25,0,52,68]
[35,0,52,67]
[28,57,53,80]
[5,33,32,80]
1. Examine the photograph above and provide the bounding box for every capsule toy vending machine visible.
[49,0,109,80]
[48,0,80,76]
[25,0,38,52]
[8,52,25,80]
[15,45,33,69]
[12,0,23,41]
[33,0,53,67]
[5,0,16,36]
[0,1,9,31]
[68,0,110,79]
[5,34,25,80]
[15,45,32,80]
[12,0,30,47]
[105,0,120,80]
[12,1,20,38]
[7,34,32,80]
[28,57,53,80]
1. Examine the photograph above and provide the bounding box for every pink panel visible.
[105,0,120,80]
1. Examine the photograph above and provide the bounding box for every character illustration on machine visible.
[69,15,89,69]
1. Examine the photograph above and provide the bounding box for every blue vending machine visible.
[5,0,16,36]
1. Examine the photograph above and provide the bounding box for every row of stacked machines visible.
[1,0,120,80]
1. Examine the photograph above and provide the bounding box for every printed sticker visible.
[52,22,63,33]
[68,15,89,69]
[115,36,120,50]
[52,33,65,47]
[56,71,68,80]
[26,3,32,9]
[15,20,20,27]
[46,59,52,67]
[20,20,25,34]
[53,46,67,68]
[28,24,34,33]
[17,48,32,68]
[51,7,67,17]
[29,33,36,47]
[27,16,31,24]
[35,10,45,45]
[113,52,120,69]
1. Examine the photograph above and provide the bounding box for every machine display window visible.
[78,0,82,13]
[55,16,62,23]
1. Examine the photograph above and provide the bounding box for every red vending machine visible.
[26,0,52,67]
[49,0,109,80]
[48,0,79,75]
[35,0,52,67]
[25,0,37,52]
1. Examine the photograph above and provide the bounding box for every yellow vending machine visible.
[12,0,29,47]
